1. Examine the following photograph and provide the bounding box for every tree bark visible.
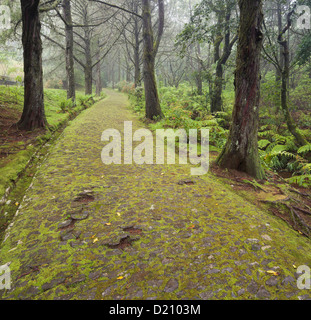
[275,0,284,83]
[82,6,93,95]
[195,42,203,95]
[278,7,307,147]
[95,39,102,96]
[63,0,76,102]
[142,0,164,120]
[210,7,237,114]
[18,0,47,131]
[134,15,141,87]
[216,0,265,179]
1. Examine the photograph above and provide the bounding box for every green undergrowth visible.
[128,83,231,151]
[127,81,311,188]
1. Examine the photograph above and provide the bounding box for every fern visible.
[298,144,311,154]
[258,139,271,149]
[287,175,311,188]
[302,163,311,174]
[270,144,289,154]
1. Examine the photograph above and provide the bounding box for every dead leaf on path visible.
[105,223,112,226]
[267,270,279,276]
[93,238,99,243]
[117,276,124,280]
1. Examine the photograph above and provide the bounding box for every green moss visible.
[1,90,311,300]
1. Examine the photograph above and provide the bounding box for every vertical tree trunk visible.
[210,7,237,114]
[275,0,284,83]
[195,42,203,95]
[83,6,92,95]
[95,40,102,96]
[210,64,223,113]
[134,15,141,87]
[217,0,265,179]
[63,0,76,102]
[210,13,223,113]
[278,8,307,147]
[18,0,47,131]
[84,62,93,95]
[142,0,164,120]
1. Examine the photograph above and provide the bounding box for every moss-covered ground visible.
[0,89,311,300]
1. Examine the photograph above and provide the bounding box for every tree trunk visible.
[195,42,203,95]
[275,0,284,83]
[85,63,92,95]
[278,6,307,147]
[210,7,237,114]
[217,0,265,180]
[134,16,141,87]
[18,0,47,131]
[63,0,76,102]
[142,0,164,120]
[83,7,92,95]
[95,40,102,96]
[210,64,223,113]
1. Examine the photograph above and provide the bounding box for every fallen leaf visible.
[188,225,195,229]
[117,276,124,280]
[267,270,279,276]
[105,223,112,226]
[293,265,297,269]
[91,234,96,239]
[15,202,19,206]
[116,212,121,217]
[93,238,99,243]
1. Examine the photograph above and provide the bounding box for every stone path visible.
[1,90,311,300]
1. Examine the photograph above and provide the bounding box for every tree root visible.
[260,198,311,238]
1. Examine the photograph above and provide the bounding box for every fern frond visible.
[298,144,311,154]
[258,139,271,149]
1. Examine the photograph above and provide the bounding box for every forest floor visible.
[1,89,311,300]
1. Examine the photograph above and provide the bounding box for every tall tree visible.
[63,0,76,102]
[216,0,265,179]
[262,2,308,146]
[18,0,47,130]
[176,0,238,113]
[209,1,237,113]
[142,0,164,120]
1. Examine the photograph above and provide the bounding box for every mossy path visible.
[1,90,311,300]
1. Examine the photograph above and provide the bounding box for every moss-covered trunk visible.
[18,0,47,131]
[83,8,92,96]
[210,6,237,114]
[210,64,223,113]
[217,0,265,180]
[142,0,164,120]
[278,9,307,147]
[63,0,76,102]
